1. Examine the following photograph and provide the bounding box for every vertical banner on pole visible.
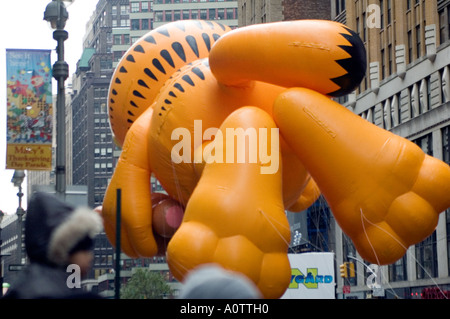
[6,49,53,170]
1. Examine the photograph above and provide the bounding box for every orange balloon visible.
[108,20,232,147]
[100,19,450,299]
[209,20,366,96]
[166,106,291,299]
[273,88,450,265]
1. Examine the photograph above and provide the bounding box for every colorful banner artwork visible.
[6,49,53,170]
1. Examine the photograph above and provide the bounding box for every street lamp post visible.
[0,210,4,298]
[11,170,26,265]
[44,0,71,199]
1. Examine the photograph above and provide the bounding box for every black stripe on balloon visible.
[153,59,166,74]
[185,35,199,58]
[172,42,186,62]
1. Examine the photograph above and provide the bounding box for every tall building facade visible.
[71,0,120,279]
[238,0,331,25]
[332,0,450,299]
[153,0,238,29]
[111,0,239,68]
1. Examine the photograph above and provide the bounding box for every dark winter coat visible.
[2,192,102,299]
[3,262,96,299]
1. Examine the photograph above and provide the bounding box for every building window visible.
[100,58,112,70]
[388,44,393,76]
[408,30,413,64]
[155,11,163,22]
[113,34,121,45]
[218,8,225,20]
[165,10,173,21]
[447,210,450,276]
[414,127,438,283]
[416,25,421,59]
[120,5,130,15]
[131,19,140,30]
[443,126,450,165]
[335,0,346,16]
[380,0,385,29]
[307,198,331,253]
[94,88,108,98]
[439,2,450,44]
[356,17,360,37]
[113,51,124,62]
[389,256,407,282]
[94,102,107,114]
[363,12,367,42]
[426,76,432,110]
[440,10,446,45]
[416,232,438,279]
[448,5,450,41]
[142,19,149,30]
[200,9,207,19]
[226,8,234,19]
[387,0,392,25]
[414,133,433,156]
[209,8,216,19]
[131,2,140,13]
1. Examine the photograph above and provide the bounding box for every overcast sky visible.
[0,0,98,214]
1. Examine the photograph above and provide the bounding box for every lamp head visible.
[44,0,69,30]
[11,170,26,188]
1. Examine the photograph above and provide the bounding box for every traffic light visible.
[340,262,356,278]
[340,263,348,278]
[348,262,356,278]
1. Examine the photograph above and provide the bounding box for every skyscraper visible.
[238,0,331,25]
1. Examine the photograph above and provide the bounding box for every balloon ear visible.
[274,88,450,265]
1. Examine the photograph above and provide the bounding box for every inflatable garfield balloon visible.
[101,20,450,298]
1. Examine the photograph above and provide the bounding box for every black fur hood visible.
[25,192,103,266]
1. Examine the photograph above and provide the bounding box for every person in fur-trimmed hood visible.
[3,192,103,299]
